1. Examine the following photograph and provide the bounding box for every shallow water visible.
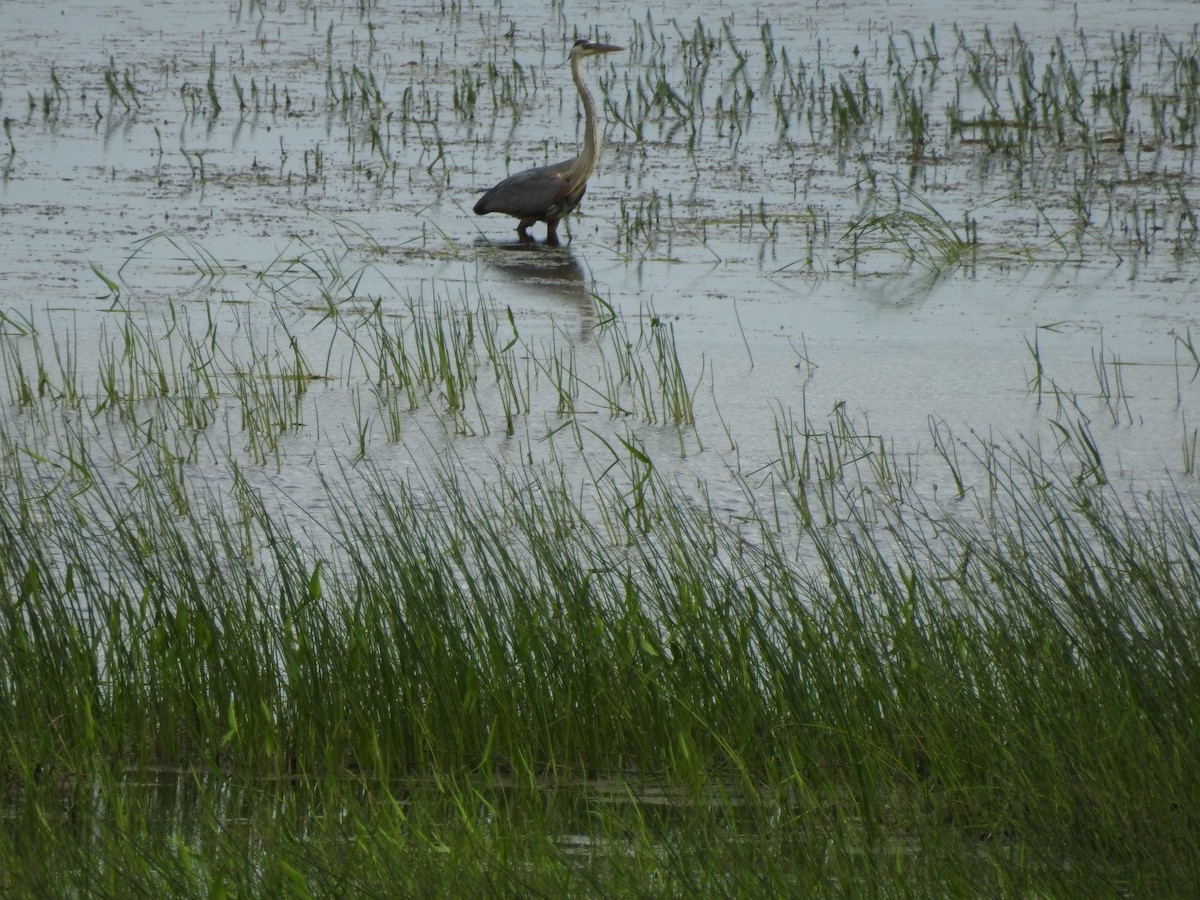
[4,0,1200,550]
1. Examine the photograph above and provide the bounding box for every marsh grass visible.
[39,7,1200,274]
[600,15,1200,268]
[840,179,976,274]
[3,366,1200,892]
[6,8,1200,895]
[13,6,1200,269]
[0,321,1196,893]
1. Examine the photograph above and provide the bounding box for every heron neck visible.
[566,54,601,190]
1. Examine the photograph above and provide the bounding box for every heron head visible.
[570,38,624,59]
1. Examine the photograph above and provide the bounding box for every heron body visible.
[473,38,622,245]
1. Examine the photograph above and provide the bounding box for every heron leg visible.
[544,218,561,246]
[516,217,537,242]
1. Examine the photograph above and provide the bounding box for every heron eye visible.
[574,39,587,47]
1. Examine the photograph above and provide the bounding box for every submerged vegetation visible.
[3,0,1200,895]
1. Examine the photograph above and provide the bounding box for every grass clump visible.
[2,413,1199,894]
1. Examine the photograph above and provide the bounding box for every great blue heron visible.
[473,38,623,245]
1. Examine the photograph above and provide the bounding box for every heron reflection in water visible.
[473,38,623,245]
[474,239,597,337]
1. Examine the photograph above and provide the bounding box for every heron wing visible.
[473,162,575,218]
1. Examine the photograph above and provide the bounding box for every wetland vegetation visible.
[3,0,1200,894]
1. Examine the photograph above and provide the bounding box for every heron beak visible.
[563,40,624,65]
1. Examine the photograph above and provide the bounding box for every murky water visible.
[4,0,1200,543]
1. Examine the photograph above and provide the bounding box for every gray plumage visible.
[473,39,623,245]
